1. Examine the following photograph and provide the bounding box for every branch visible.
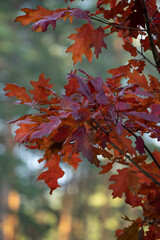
[108,139,160,187]
[90,118,160,187]
[124,126,160,170]
[89,15,147,32]
[142,0,160,72]
[126,38,157,69]
[149,6,160,22]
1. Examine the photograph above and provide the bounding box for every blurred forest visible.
[1,0,158,239]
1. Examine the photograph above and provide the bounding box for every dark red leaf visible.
[135,136,145,155]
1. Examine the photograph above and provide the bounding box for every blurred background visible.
[1,0,157,239]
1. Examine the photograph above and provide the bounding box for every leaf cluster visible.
[4,0,160,238]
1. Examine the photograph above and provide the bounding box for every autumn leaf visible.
[29,73,54,104]
[30,116,61,140]
[90,26,107,58]
[99,162,113,174]
[62,144,82,170]
[126,70,148,89]
[15,119,37,143]
[66,24,107,64]
[116,222,139,240]
[64,75,80,96]
[135,136,145,155]
[6,1,160,238]
[109,168,129,198]
[109,168,141,205]
[66,24,94,64]
[129,111,160,122]
[37,155,64,194]
[15,6,91,32]
[15,6,61,31]
[4,83,32,104]
[122,41,137,57]
[70,125,100,167]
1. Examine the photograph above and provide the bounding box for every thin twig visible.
[89,15,147,32]
[126,38,157,69]
[132,170,160,178]
[109,140,160,187]
[149,6,160,22]
[90,118,160,186]
[124,126,160,170]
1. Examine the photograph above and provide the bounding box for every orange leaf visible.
[37,155,64,194]
[66,24,107,64]
[122,41,137,57]
[127,69,148,89]
[4,84,32,104]
[29,73,54,104]
[99,162,113,174]
[15,119,37,143]
[15,6,65,32]
[66,23,94,64]
[15,6,92,32]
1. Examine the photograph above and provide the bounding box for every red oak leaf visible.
[66,24,107,64]
[135,136,145,155]
[122,41,137,57]
[99,162,113,174]
[64,75,80,96]
[126,70,148,89]
[66,24,94,64]
[144,225,160,240]
[151,104,160,116]
[129,111,160,122]
[109,168,140,204]
[128,59,145,73]
[89,75,108,105]
[15,119,37,143]
[115,120,124,135]
[125,190,142,207]
[97,0,116,7]
[37,155,64,194]
[29,73,54,104]
[90,26,107,58]
[4,84,32,104]
[62,144,82,169]
[15,6,63,31]
[116,222,139,240]
[15,6,91,32]
[70,125,100,167]
[30,116,61,140]
[68,8,92,23]
[109,168,129,198]
[67,73,93,102]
